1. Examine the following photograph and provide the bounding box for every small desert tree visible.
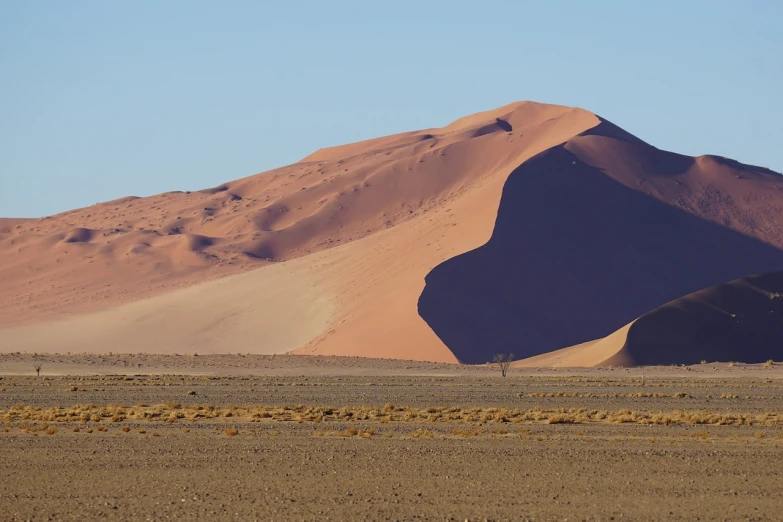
[33,364,42,377]
[492,353,514,377]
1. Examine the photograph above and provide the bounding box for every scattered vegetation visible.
[522,391,689,399]
[314,427,375,438]
[1,403,780,427]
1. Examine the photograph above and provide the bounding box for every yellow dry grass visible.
[1,403,781,427]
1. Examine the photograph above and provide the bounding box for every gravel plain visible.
[1,355,782,520]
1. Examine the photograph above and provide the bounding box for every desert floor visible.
[1,355,782,520]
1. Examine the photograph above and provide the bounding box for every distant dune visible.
[2,101,782,365]
[514,272,783,367]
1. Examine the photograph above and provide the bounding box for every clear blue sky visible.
[2,1,781,217]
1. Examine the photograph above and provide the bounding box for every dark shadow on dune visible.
[185,234,214,251]
[495,118,513,132]
[616,272,783,365]
[63,228,96,243]
[417,146,783,364]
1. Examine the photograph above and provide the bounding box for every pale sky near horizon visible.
[1,1,781,218]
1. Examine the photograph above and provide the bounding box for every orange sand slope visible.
[2,101,783,365]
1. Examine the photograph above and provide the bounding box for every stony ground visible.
[1,357,782,520]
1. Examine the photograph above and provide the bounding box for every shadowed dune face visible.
[418,142,783,364]
[605,272,783,366]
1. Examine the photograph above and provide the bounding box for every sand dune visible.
[2,101,782,364]
[606,271,783,366]
[0,102,600,360]
[0,102,594,327]
[420,122,783,362]
[515,272,783,367]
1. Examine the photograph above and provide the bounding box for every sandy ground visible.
[1,357,782,520]
[2,352,782,378]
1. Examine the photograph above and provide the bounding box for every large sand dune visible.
[420,122,783,362]
[2,101,782,364]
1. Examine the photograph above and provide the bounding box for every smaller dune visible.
[606,272,783,366]
[0,218,28,234]
[62,227,97,243]
[185,234,215,251]
[240,238,279,261]
[517,272,783,367]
